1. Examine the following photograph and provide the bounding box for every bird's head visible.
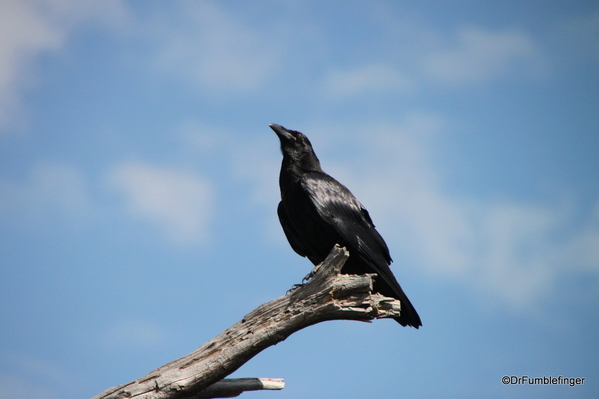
[270,124,321,172]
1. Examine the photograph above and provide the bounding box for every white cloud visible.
[421,26,547,85]
[472,201,564,309]
[0,0,128,131]
[316,24,548,102]
[322,64,412,99]
[562,202,599,273]
[0,161,92,222]
[106,161,214,245]
[368,10,550,87]
[343,115,473,276]
[151,1,282,94]
[0,0,62,129]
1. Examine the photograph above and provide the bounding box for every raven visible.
[271,123,421,328]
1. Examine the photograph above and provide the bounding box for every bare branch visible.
[192,378,284,399]
[91,245,402,399]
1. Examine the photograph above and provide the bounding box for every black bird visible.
[271,123,421,328]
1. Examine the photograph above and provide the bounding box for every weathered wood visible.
[91,245,402,399]
[192,378,284,398]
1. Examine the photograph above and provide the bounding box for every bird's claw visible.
[302,263,322,283]
[287,283,304,294]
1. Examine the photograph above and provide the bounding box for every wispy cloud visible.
[316,23,548,101]
[106,161,214,245]
[0,161,92,224]
[0,0,128,131]
[150,1,282,95]
[396,135,594,312]
[0,0,63,130]
[421,26,548,85]
[321,64,412,99]
[0,0,551,117]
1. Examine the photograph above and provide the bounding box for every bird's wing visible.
[302,172,423,327]
[301,172,392,267]
[277,201,309,258]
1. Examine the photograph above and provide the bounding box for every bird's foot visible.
[287,263,324,294]
[286,283,304,294]
[302,263,323,283]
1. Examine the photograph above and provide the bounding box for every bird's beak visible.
[270,123,294,141]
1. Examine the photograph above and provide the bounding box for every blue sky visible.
[1,1,598,398]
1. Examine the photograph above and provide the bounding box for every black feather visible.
[271,123,421,328]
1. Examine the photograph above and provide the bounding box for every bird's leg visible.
[302,262,323,283]
[287,263,324,293]
[286,283,304,294]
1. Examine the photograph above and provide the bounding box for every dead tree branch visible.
[91,245,402,399]
[192,378,284,398]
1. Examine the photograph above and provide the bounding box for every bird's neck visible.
[279,156,320,192]
[282,156,320,177]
